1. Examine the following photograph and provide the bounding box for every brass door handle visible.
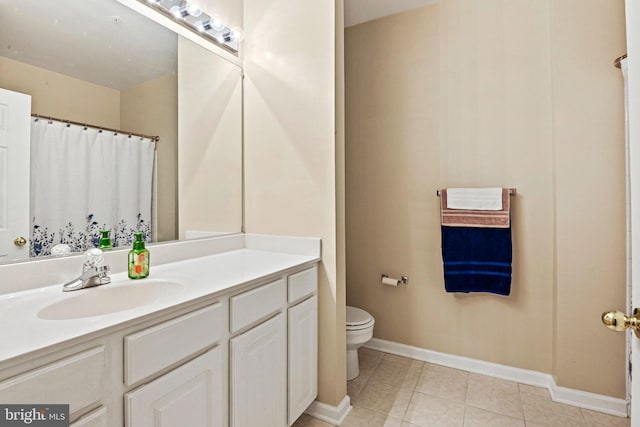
[13,236,27,247]
[602,309,640,338]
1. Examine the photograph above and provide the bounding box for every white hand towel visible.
[446,187,503,211]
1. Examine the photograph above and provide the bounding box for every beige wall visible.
[345,0,626,398]
[243,0,346,407]
[0,56,120,128]
[121,74,178,242]
[177,36,243,238]
[550,1,627,396]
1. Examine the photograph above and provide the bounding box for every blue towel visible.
[441,226,512,295]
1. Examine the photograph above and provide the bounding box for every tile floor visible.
[293,348,630,427]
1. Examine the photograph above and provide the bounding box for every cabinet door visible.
[125,347,225,427]
[288,296,318,425]
[230,313,286,427]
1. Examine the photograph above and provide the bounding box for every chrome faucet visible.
[62,248,111,292]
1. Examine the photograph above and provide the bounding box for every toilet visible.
[346,306,375,381]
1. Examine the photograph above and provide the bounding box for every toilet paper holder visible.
[381,274,409,286]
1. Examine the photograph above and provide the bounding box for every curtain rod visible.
[614,53,627,69]
[31,114,159,142]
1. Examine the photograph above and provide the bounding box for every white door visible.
[628,0,640,421]
[0,88,31,261]
[125,347,225,427]
[230,313,286,427]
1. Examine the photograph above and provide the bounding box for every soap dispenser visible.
[128,232,150,280]
[99,230,112,250]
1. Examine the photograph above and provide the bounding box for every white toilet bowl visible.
[346,306,375,381]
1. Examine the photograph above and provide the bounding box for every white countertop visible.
[0,246,319,364]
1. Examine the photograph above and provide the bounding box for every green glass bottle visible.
[128,232,150,280]
[99,230,112,250]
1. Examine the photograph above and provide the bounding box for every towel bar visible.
[436,188,517,197]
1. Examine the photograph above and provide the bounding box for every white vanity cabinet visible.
[0,258,319,427]
[124,303,227,427]
[229,266,318,427]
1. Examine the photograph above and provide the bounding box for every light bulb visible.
[210,15,226,32]
[170,5,188,19]
[222,27,243,43]
[212,20,226,32]
[185,2,203,17]
[230,26,243,42]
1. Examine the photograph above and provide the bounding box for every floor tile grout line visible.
[460,404,468,427]
[398,362,424,422]
[518,382,529,426]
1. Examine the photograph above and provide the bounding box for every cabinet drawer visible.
[0,347,104,414]
[125,303,224,386]
[288,266,317,303]
[230,279,286,333]
[71,407,107,427]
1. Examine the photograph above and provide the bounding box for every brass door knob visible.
[13,236,27,247]
[602,309,640,338]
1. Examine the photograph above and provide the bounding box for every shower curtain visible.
[29,118,156,257]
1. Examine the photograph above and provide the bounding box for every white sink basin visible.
[38,279,185,320]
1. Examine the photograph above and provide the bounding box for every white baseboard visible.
[365,338,628,418]
[305,395,352,426]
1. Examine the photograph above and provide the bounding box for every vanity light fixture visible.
[139,0,242,54]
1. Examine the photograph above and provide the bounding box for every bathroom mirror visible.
[0,0,243,264]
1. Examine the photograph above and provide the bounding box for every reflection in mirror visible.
[0,0,242,264]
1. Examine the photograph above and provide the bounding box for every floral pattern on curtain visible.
[29,118,155,257]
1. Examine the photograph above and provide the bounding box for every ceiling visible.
[344,0,439,27]
[0,0,177,90]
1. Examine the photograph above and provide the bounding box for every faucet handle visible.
[83,248,104,270]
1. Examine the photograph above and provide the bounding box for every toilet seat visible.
[346,306,374,331]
